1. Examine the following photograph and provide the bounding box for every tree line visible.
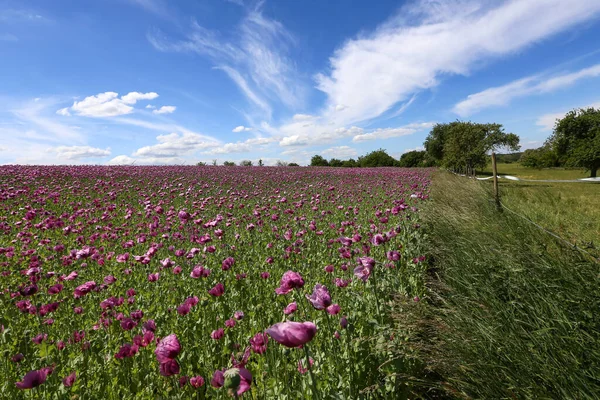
[309,107,599,177]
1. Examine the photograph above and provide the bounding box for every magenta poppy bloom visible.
[74,306,83,314]
[73,281,96,298]
[148,273,159,282]
[371,234,385,246]
[221,257,235,271]
[210,370,224,388]
[115,343,138,359]
[177,303,191,316]
[275,271,305,295]
[234,310,244,320]
[306,284,332,310]
[283,302,297,315]
[208,283,224,297]
[225,319,236,328]
[237,368,253,396]
[120,318,137,331]
[326,304,341,315]
[11,353,24,363]
[104,275,117,284]
[211,328,224,340]
[266,321,317,348]
[155,334,181,363]
[190,375,205,388]
[340,317,348,329]
[249,332,268,354]
[353,257,375,282]
[159,359,180,377]
[15,368,49,389]
[143,319,157,332]
[47,284,63,295]
[62,371,76,387]
[386,250,401,261]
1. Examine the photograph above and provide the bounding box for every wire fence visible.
[448,170,600,264]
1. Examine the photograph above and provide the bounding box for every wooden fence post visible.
[491,152,500,209]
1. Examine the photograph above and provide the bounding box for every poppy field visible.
[0,165,430,399]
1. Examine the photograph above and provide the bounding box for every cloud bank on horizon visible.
[2,0,600,165]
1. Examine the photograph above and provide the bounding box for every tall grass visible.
[415,172,600,399]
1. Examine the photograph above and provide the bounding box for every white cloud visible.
[132,132,220,158]
[61,91,159,117]
[352,124,434,143]
[145,104,156,109]
[232,125,252,132]
[48,146,111,159]
[121,92,159,104]
[454,63,600,116]
[321,146,357,158]
[107,154,185,165]
[56,107,71,116]
[205,137,276,154]
[315,0,600,126]
[148,4,303,115]
[536,101,600,130]
[152,105,176,114]
[11,99,85,143]
[402,146,425,154]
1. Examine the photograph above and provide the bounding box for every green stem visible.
[303,345,319,400]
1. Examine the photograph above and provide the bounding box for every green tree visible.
[310,155,329,166]
[398,150,426,167]
[288,162,300,167]
[341,158,357,168]
[424,121,520,174]
[196,161,207,166]
[329,158,343,167]
[549,107,600,177]
[520,146,559,168]
[258,159,264,166]
[223,161,236,166]
[239,160,253,166]
[357,149,399,167]
[276,160,289,167]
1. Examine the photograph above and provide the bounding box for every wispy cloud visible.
[48,145,111,159]
[454,63,600,116]
[536,101,600,130]
[147,3,303,117]
[314,0,600,126]
[152,105,176,114]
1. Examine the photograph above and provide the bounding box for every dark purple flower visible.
[249,332,268,354]
[155,334,180,363]
[63,371,76,387]
[159,359,180,376]
[15,369,49,389]
[275,270,304,295]
[208,283,224,297]
[284,302,297,315]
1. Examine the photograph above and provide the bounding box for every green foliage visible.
[239,160,253,166]
[494,152,522,163]
[421,172,600,398]
[424,121,520,174]
[357,149,399,167]
[258,159,264,166]
[519,146,559,168]
[341,158,358,168]
[328,158,344,167]
[549,107,600,177]
[310,155,329,166]
[288,162,300,167]
[276,160,289,167]
[196,161,207,166]
[398,150,426,167]
[223,161,236,166]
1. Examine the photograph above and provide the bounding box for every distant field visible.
[477,162,599,257]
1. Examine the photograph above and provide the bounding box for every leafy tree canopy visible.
[549,107,600,177]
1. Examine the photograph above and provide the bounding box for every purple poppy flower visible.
[15,368,49,390]
[62,371,76,387]
[306,284,332,310]
[284,302,297,315]
[266,321,317,348]
[275,271,305,295]
[190,375,205,388]
[208,283,224,297]
[159,359,180,376]
[155,334,181,363]
[250,332,268,354]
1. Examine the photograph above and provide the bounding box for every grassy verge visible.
[477,162,600,258]
[415,171,600,399]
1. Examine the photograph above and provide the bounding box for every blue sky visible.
[2,0,600,165]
